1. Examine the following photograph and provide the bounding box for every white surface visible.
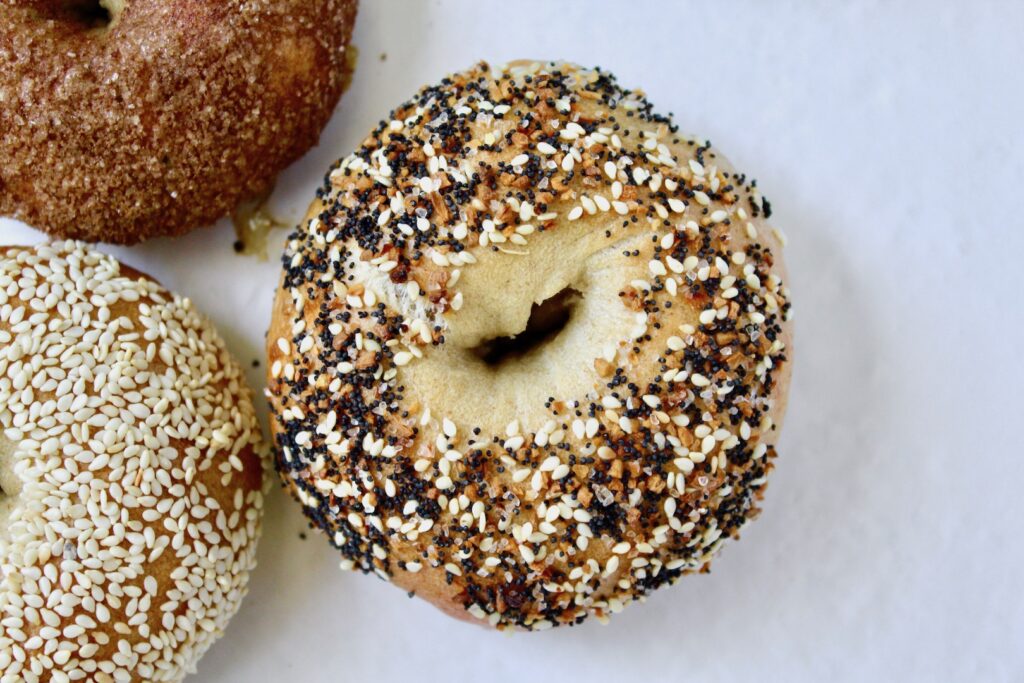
[3,1,1022,681]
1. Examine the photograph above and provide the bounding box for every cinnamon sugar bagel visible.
[0,242,267,680]
[0,0,358,244]
[267,61,793,630]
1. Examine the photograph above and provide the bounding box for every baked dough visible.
[0,242,266,680]
[0,0,358,244]
[267,60,793,629]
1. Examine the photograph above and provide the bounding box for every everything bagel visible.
[267,60,793,629]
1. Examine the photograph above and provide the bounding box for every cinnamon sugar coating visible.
[0,0,358,244]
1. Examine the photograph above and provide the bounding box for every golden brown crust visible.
[0,0,358,244]
[267,61,793,630]
[0,242,267,681]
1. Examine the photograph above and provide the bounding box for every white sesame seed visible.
[649,260,667,276]
[691,373,711,387]
[561,152,575,172]
[0,242,266,680]
[601,395,622,409]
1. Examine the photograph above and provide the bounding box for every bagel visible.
[266,60,793,629]
[0,242,266,680]
[0,0,358,244]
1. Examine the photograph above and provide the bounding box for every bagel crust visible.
[0,0,358,244]
[0,242,266,681]
[267,61,793,630]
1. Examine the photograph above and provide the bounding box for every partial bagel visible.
[267,61,793,629]
[0,242,266,680]
[0,0,358,244]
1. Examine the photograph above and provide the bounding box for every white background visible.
[3,1,1022,681]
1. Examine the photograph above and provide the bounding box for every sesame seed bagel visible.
[0,0,358,244]
[0,242,267,681]
[267,60,793,630]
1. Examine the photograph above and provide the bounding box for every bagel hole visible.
[0,434,17,546]
[474,287,581,366]
[47,0,113,28]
